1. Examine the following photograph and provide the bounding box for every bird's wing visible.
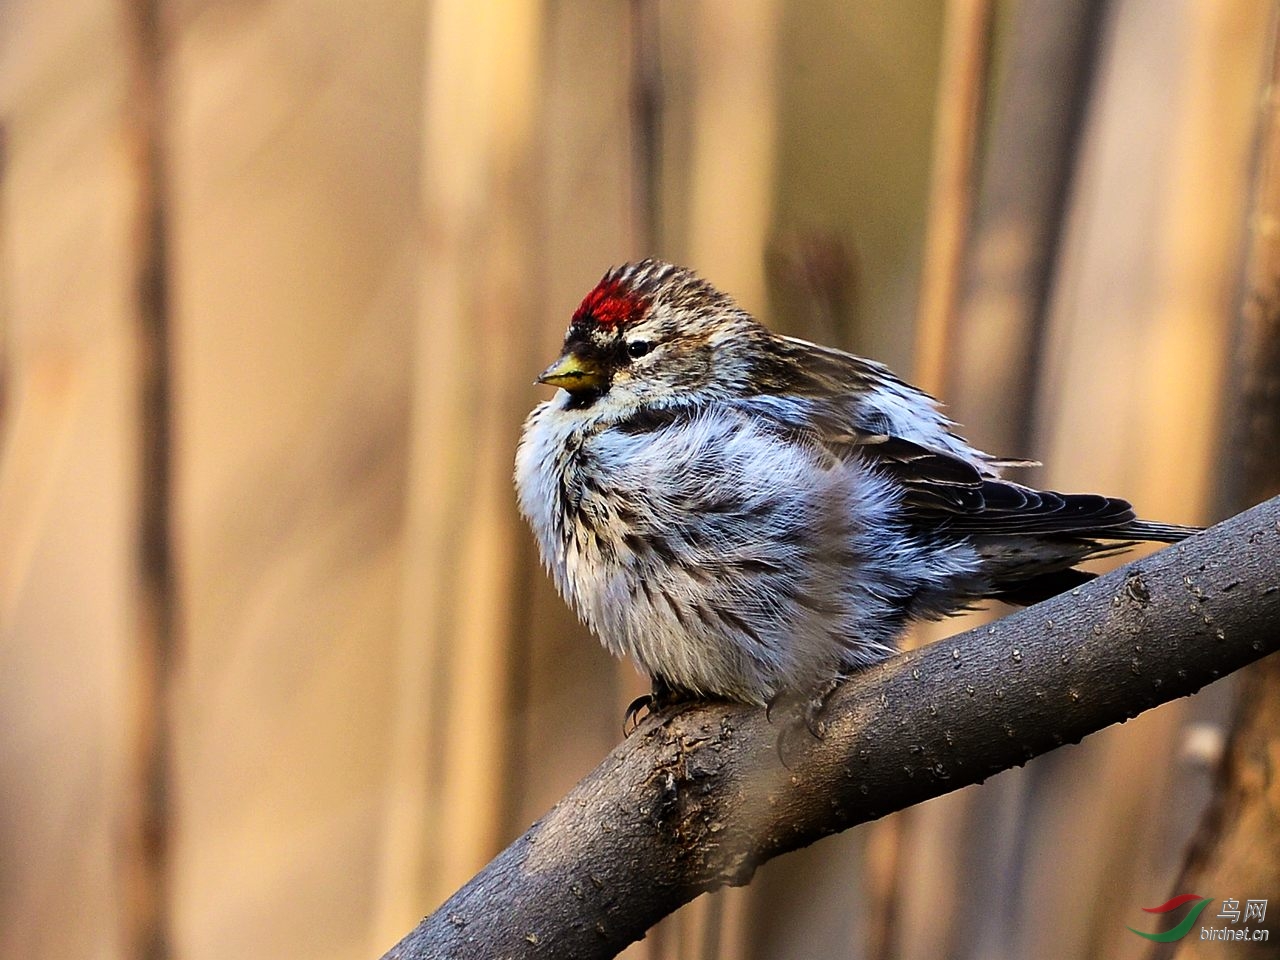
[732,332,1135,537]
[629,394,1136,539]
[817,428,1136,537]
[753,336,1031,474]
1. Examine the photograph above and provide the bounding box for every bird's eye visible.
[626,340,653,359]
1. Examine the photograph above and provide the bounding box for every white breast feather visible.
[516,392,983,701]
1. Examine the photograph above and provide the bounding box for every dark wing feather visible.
[820,430,1138,537]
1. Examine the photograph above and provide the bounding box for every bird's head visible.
[537,260,764,409]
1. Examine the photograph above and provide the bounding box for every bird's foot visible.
[623,676,694,736]
[622,695,655,736]
[766,678,844,767]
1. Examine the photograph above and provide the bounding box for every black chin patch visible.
[565,387,605,409]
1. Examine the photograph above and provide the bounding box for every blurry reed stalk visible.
[1157,6,1280,954]
[375,0,542,940]
[122,0,176,958]
[913,0,993,400]
[901,2,1113,957]
[880,3,994,958]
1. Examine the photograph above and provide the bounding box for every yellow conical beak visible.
[536,352,606,392]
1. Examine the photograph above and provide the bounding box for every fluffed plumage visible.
[515,260,1198,706]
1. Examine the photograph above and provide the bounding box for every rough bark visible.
[381,496,1280,960]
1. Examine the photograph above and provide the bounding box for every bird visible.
[515,259,1198,725]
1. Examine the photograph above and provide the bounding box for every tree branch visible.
[380,496,1280,960]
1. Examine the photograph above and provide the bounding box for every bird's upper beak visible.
[536,351,606,393]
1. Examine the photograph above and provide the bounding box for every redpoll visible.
[515,260,1196,712]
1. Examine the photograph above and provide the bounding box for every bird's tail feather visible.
[978,518,1199,607]
[1108,519,1201,543]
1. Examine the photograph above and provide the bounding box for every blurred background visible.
[2,1,1278,958]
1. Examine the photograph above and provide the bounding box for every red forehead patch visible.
[572,277,649,329]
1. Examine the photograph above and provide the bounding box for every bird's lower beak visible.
[537,352,606,392]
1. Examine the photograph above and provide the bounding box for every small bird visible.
[515,260,1196,719]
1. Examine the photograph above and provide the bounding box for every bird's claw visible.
[623,695,654,736]
[802,677,841,738]
[623,677,694,736]
[765,689,788,724]
[767,679,843,767]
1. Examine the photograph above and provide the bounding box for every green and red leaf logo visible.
[1127,894,1215,942]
